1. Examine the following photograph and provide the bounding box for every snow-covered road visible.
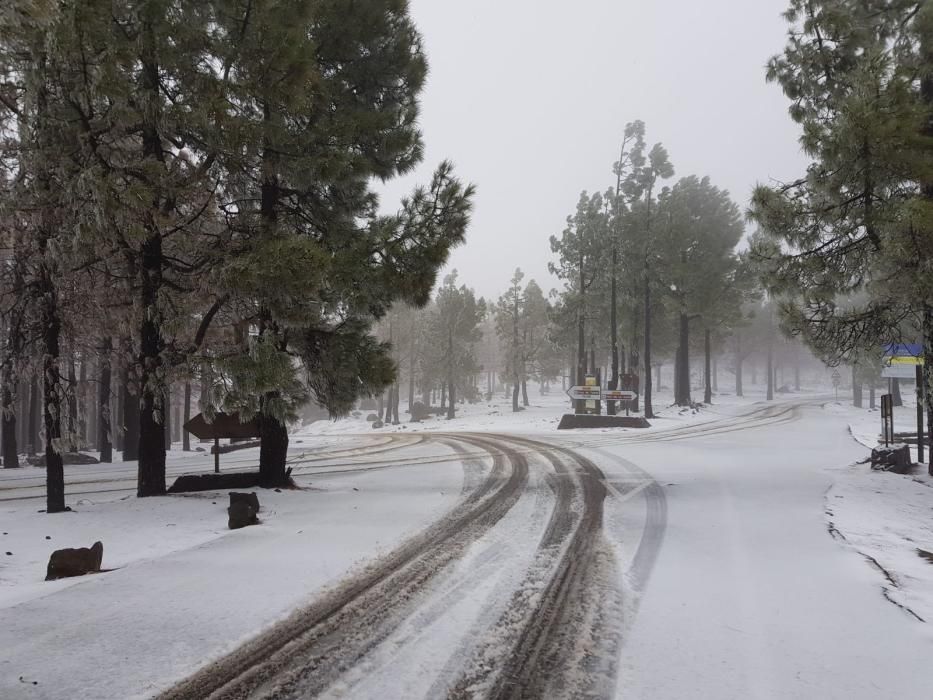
[2,394,932,698]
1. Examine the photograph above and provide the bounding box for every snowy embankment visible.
[824,399,933,623]
[0,438,465,699]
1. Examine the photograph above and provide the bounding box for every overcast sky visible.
[380,0,807,302]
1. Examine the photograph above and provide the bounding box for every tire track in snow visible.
[154,434,528,700]
[448,434,619,700]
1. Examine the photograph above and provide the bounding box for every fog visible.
[381,0,808,299]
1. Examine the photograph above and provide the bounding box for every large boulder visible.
[228,493,259,530]
[229,491,260,513]
[871,444,912,473]
[46,541,103,581]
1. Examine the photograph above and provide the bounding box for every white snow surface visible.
[2,383,933,699]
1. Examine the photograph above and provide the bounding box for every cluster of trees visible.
[0,0,474,510]
[750,1,933,467]
[548,121,757,417]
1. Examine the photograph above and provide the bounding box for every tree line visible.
[0,0,474,511]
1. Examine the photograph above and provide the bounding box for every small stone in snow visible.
[353,487,359,492]
[45,536,51,540]
[5,551,11,555]
[274,488,282,493]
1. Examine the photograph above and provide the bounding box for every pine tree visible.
[751,0,933,464]
[655,176,745,406]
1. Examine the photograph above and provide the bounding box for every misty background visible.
[381,0,808,299]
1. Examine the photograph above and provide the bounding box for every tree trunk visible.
[1,383,17,468]
[28,378,40,455]
[644,274,654,418]
[447,327,456,420]
[675,312,690,406]
[713,355,718,392]
[512,381,520,412]
[163,384,172,451]
[923,304,933,474]
[66,348,78,452]
[42,276,65,513]
[259,412,290,487]
[135,45,168,497]
[122,358,139,462]
[891,378,903,407]
[98,338,113,463]
[852,365,863,408]
[78,358,89,447]
[183,381,191,451]
[704,328,713,405]
[576,253,586,415]
[869,383,876,410]
[609,247,619,415]
[735,343,744,398]
[766,345,774,401]
[521,379,529,407]
[656,362,662,391]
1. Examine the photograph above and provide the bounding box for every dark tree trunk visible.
[137,233,167,497]
[656,362,661,391]
[98,338,112,463]
[794,363,800,392]
[644,273,654,418]
[923,305,933,474]
[408,328,416,412]
[735,342,744,398]
[891,378,903,407]
[447,327,456,420]
[521,379,529,407]
[66,348,78,452]
[42,277,65,513]
[512,378,520,412]
[576,253,586,415]
[163,384,172,451]
[2,357,18,467]
[259,412,290,487]
[852,365,863,408]
[183,381,191,451]
[79,358,89,447]
[704,328,713,405]
[675,312,690,406]
[28,378,39,456]
[766,344,774,401]
[122,358,139,462]
[2,383,17,468]
[713,355,718,392]
[135,46,169,496]
[609,248,619,415]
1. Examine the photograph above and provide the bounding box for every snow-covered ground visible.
[2,381,932,698]
[594,400,933,699]
[0,438,466,699]
[823,396,933,625]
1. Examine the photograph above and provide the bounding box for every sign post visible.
[183,412,262,474]
[919,365,926,465]
[881,394,894,447]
